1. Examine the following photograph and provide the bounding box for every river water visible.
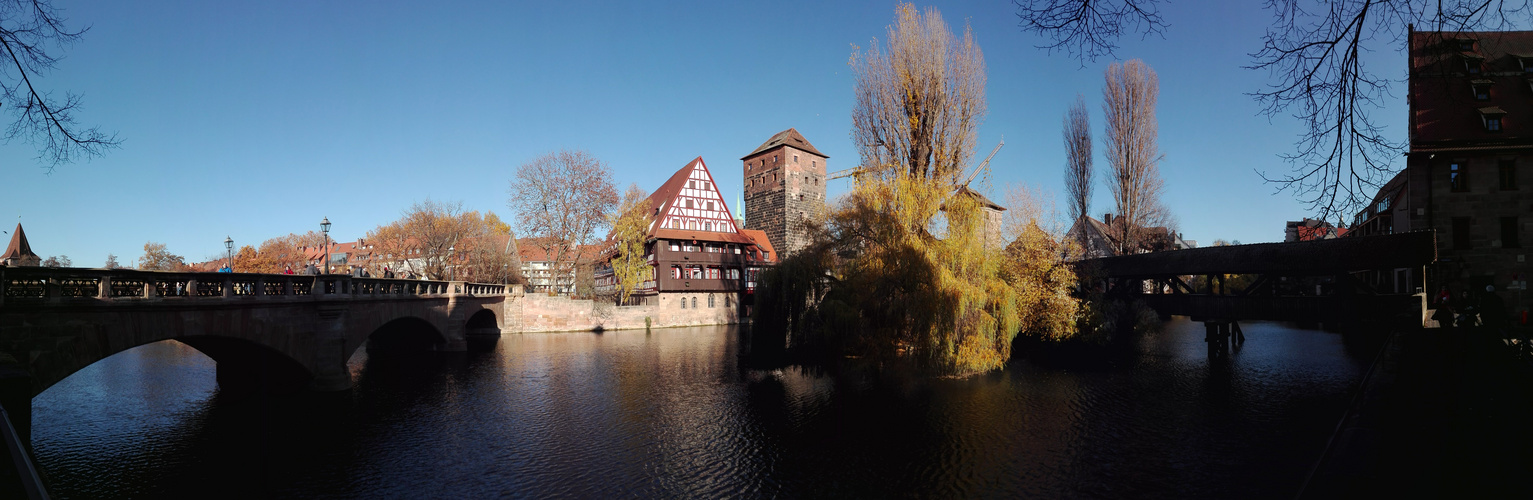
[31,318,1378,498]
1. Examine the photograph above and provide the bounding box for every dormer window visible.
[1520,55,1533,72]
[1472,80,1492,100]
[1480,106,1507,132]
[1465,54,1485,75]
[1458,39,1476,52]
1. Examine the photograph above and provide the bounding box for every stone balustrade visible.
[0,267,509,307]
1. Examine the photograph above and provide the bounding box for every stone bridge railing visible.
[0,267,509,307]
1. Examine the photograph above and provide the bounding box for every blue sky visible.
[3,1,1412,265]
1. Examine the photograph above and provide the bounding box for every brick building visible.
[1402,28,1532,308]
[1287,218,1351,242]
[743,128,827,258]
[594,157,777,312]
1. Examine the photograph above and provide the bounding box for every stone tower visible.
[742,128,827,258]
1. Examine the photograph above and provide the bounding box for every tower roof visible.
[954,185,1005,211]
[741,128,828,160]
[3,223,38,261]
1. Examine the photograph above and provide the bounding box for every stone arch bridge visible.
[0,267,510,438]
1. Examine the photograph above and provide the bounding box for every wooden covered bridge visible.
[1080,231,1439,350]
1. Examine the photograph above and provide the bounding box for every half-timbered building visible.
[595,157,777,313]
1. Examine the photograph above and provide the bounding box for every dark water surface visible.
[31,318,1378,498]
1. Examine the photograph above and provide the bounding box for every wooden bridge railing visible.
[0,267,509,307]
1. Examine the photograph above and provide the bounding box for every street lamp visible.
[447,245,455,281]
[320,216,331,274]
[224,236,233,272]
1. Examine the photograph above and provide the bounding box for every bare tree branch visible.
[1063,94,1092,247]
[0,0,119,171]
[851,2,986,186]
[1014,0,1169,63]
[1103,59,1165,254]
[1019,0,1533,223]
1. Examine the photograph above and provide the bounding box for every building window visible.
[1450,163,1469,192]
[671,266,681,279]
[1473,82,1491,100]
[669,241,680,251]
[725,294,732,307]
[1500,159,1518,190]
[689,266,702,279]
[1502,216,1521,248]
[1453,217,1472,249]
[1466,56,1483,74]
[707,267,720,279]
[1487,116,1502,131]
[683,243,696,252]
[708,294,715,307]
[1459,39,1475,51]
[692,296,698,308]
[680,295,686,309]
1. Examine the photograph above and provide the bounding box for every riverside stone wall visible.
[505,286,742,333]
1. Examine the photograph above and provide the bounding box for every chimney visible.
[1103,213,1113,225]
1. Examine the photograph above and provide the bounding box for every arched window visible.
[708,294,715,308]
[680,296,686,309]
[692,296,698,308]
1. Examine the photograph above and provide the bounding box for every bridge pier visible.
[1204,320,1244,356]
[309,305,352,392]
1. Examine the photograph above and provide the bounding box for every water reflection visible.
[32,319,1375,498]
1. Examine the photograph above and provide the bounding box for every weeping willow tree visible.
[756,4,1080,377]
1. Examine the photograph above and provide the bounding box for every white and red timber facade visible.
[594,156,778,314]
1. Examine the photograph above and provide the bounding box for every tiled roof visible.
[1411,30,1533,146]
[739,229,777,262]
[953,186,1005,211]
[2,224,37,261]
[741,128,827,159]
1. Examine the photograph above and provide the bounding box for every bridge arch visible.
[364,317,448,353]
[176,336,313,393]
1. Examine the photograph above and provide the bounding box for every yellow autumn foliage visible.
[758,173,1080,377]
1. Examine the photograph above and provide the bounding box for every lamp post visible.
[447,245,455,281]
[224,236,233,272]
[320,216,331,274]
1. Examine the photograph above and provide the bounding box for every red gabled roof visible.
[741,128,828,160]
[643,156,743,237]
[643,157,702,231]
[739,229,777,263]
[2,223,37,261]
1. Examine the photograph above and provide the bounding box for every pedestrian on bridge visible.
[1432,285,1455,330]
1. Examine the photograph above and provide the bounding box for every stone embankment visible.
[1299,321,1533,498]
[503,286,743,333]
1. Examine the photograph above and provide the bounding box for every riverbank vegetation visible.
[753,4,1083,377]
